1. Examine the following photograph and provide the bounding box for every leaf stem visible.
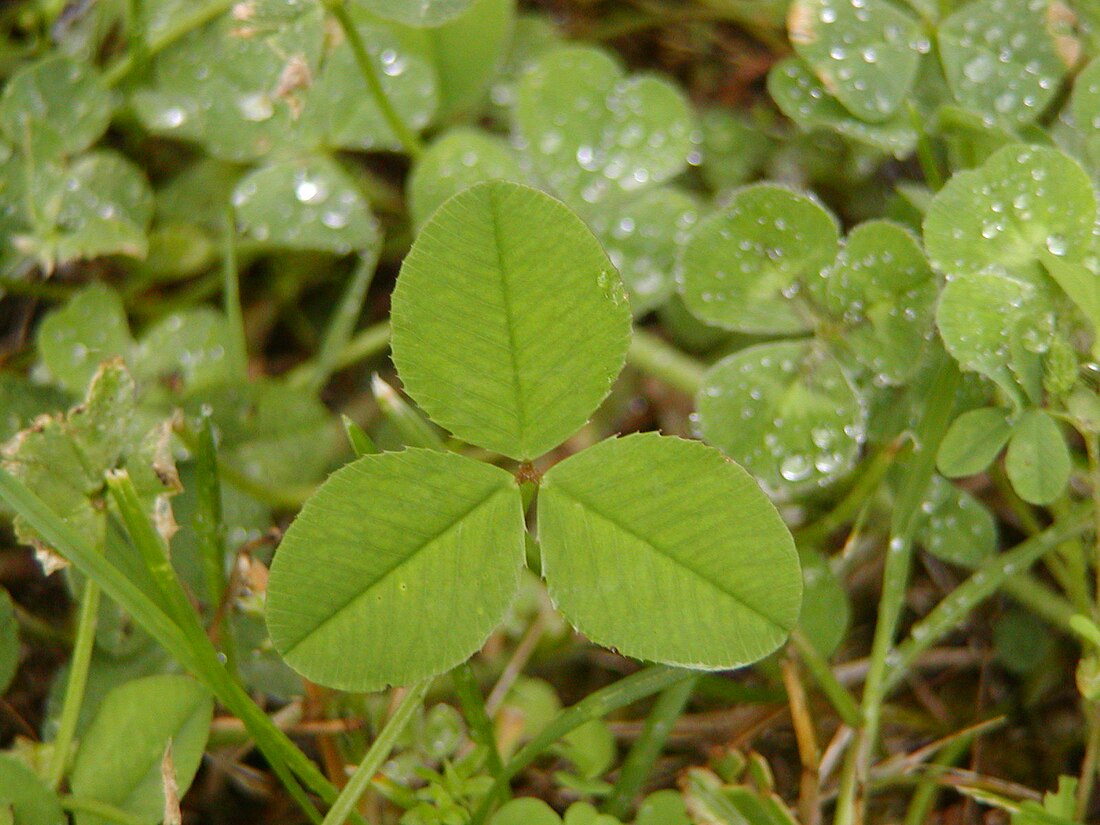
[47,574,100,789]
[790,629,861,729]
[222,203,249,381]
[452,664,505,778]
[604,674,698,820]
[320,0,424,159]
[321,680,431,825]
[331,320,393,373]
[469,666,694,825]
[835,355,960,825]
[297,251,380,392]
[626,327,707,396]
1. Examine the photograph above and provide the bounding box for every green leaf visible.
[396,0,515,119]
[678,183,839,334]
[309,7,440,151]
[797,549,849,658]
[587,187,701,314]
[938,0,1067,125]
[538,433,801,669]
[695,108,773,194]
[789,0,923,122]
[37,283,132,394]
[914,475,997,567]
[132,308,235,402]
[924,145,1096,281]
[408,128,527,229]
[935,272,1056,405]
[232,156,380,254]
[937,406,1014,477]
[130,8,326,162]
[0,588,18,694]
[266,449,525,691]
[822,219,937,384]
[696,340,865,491]
[1005,408,1071,505]
[0,375,68,443]
[356,0,476,27]
[0,753,64,825]
[69,675,213,825]
[767,57,917,157]
[491,798,561,825]
[0,55,112,158]
[1069,57,1100,173]
[635,791,691,825]
[514,45,694,209]
[22,151,155,268]
[391,181,631,460]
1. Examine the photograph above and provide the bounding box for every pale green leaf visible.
[266,449,525,691]
[538,433,801,669]
[678,183,839,334]
[132,308,235,402]
[0,55,111,158]
[514,45,694,208]
[697,340,865,491]
[0,588,17,694]
[408,128,527,228]
[355,0,476,27]
[130,9,325,162]
[1069,57,1100,173]
[914,474,997,568]
[1005,408,1071,505]
[935,272,1056,405]
[635,791,691,825]
[232,156,379,254]
[485,12,561,119]
[767,58,917,157]
[37,283,132,393]
[1042,254,1100,336]
[391,181,631,460]
[937,406,1014,477]
[798,549,849,658]
[586,187,701,314]
[822,219,936,384]
[924,145,1096,281]
[938,0,1067,125]
[789,0,923,122]
[396,0,515,119]
[70,675,213,825]
[0,754,63,825]
[0,375,67,443]
[491,798,561,825]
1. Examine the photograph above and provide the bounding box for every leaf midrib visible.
[278,483,515,655]
[544,482,792,633]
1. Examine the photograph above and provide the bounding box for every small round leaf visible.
[938,0,1067,126]
[267,449,525,691]
[232,156,380,254]
[789,0,923,122]
[408,128,527,228]
[914,475,996,568]
[1005,408,1071,505]
[538,433,801,669]
[924,145,1096,280]
[491,798,561,825]
[797,549,849,658]
[514,45,694,208]
[0,754,63,825]
[587,187,701,314]
[0,55,112,158]
[696,340,865,492]
[678,184,839,334]
[391,181,632,460]
[937,406,1014,478]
